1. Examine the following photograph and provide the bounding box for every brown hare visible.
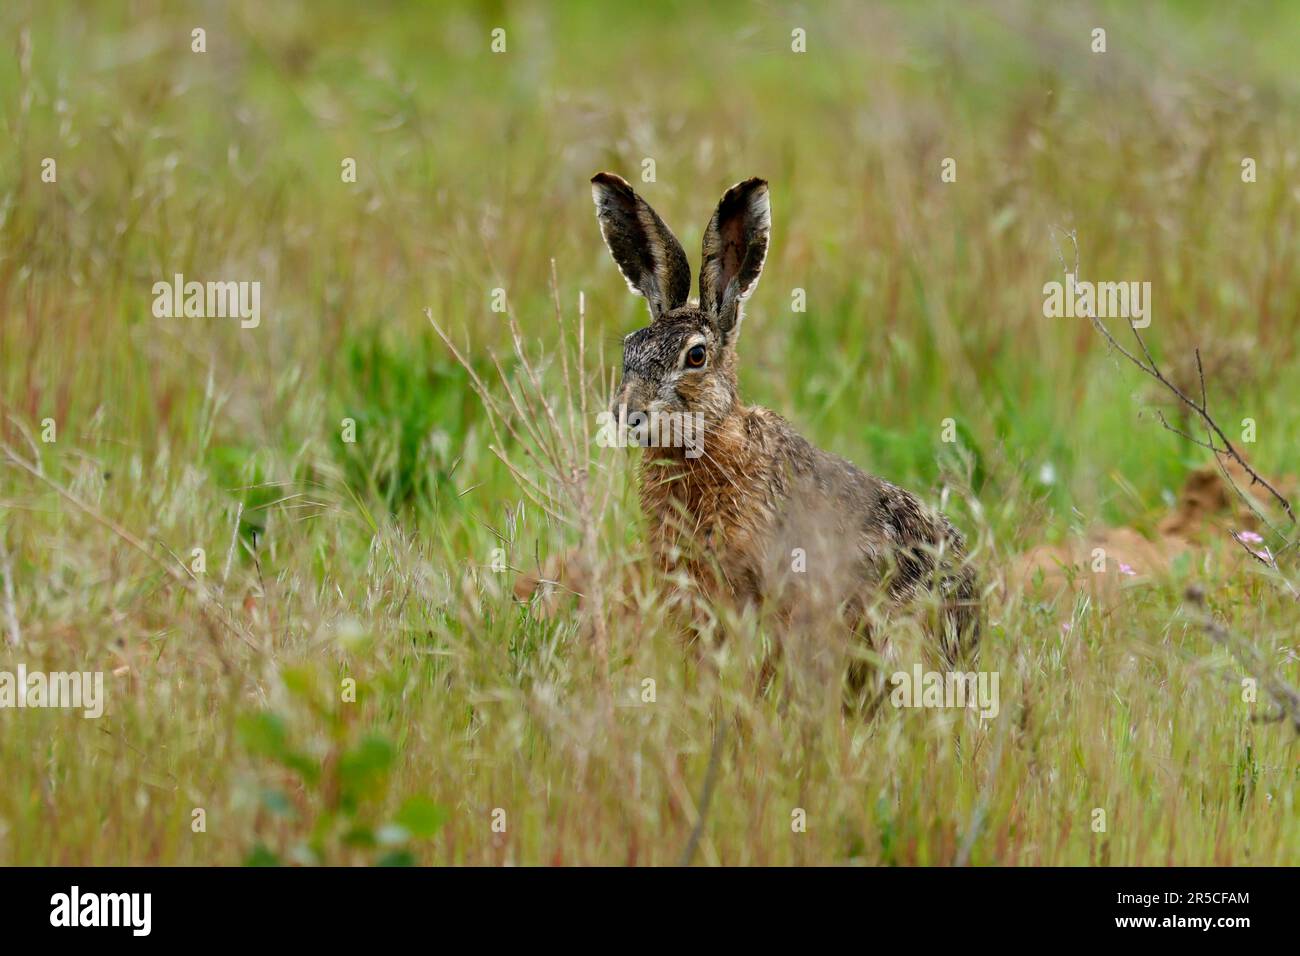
[590,172,979,663]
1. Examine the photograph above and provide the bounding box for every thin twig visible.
[1050,228,1295,526]
[679,720,727,866]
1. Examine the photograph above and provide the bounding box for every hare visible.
[590,172,979,663]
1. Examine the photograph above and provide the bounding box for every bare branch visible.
[1049,228,1295,526]
[1154,410,1224,453]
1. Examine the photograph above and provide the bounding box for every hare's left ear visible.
[699,178,770,345]
[591,172,691,321]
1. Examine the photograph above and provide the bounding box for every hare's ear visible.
[699,178,770,345]
[590,172,691,321]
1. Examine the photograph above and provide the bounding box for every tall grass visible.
[0,0,1296,864]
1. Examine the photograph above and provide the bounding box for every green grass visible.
[0,0,1296,865]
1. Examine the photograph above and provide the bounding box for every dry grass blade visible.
[1,441,260,657]
[0,532,20,648]
[1185,586,1300,735]
[426,272,616,722]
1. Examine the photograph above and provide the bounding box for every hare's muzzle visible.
[607,400,651,448]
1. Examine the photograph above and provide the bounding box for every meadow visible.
[0,0,1297,865]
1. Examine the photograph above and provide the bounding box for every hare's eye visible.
[685,344,707,368]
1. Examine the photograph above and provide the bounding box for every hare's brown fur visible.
[592,172,978,661]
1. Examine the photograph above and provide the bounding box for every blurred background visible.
[6,0,1298,527]
[0,1,1297,865]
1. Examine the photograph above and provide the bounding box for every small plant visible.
[331,331,478,512]
[237,666,448,866]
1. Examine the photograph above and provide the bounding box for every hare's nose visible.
[609,382,633,420]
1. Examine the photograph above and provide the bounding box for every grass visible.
[0,0,1297,865]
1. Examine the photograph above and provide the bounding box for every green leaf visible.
[244,844,281,867]
[343,825,377,848]
[289,754,324,787]
[339,735,395,783]
[337,734,396,811]
[395,796,449,839]
[237,713,289,760]
[281,666,320,701]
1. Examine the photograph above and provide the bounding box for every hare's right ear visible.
[699,178,770,346]
[591,173,691,321]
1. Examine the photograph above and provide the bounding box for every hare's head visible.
[591,173,770,430]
